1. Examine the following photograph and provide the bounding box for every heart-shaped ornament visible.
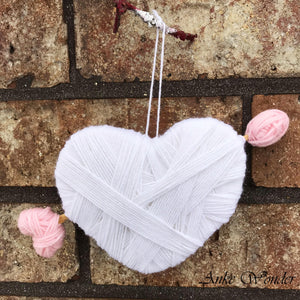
[55,118,246,274]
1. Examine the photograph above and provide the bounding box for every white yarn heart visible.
[55,118,246,274]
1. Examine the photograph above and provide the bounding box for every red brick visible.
[0,0,68,88]
[251,94,300,187]
[0,97,241,186]
[74,0,300,81]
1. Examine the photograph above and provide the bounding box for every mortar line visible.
[242,94,255,188]
[0,77,299,101]
[0,186,299,205]
[75,225,92,284]
[63,0,77,83]
[0,281,299,299]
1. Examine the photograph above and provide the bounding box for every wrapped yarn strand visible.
[245,109,289,147]
[18,207,66,258]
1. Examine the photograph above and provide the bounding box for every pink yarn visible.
[18,207,65,258]
[245,109,289,147]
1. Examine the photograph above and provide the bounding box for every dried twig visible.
[114,0,197,41]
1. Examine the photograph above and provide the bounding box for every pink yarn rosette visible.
[18,207,65,258]
[245,109,289,147]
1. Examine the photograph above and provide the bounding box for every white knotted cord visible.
[145,10,166,137]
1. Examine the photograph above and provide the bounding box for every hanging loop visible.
[145,10,166,137]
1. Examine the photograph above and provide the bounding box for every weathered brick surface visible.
[0,0,68,88]
[74,0,300,81]
[129,96,242,136]
[0,204,79,282]
[91,203,300,289]
[0,97,241,186]
[251,94,300,187]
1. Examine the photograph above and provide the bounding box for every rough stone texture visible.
[91,203,300,289]
[0,0,68,88]
[0,96,241,186]
[74,0,300,81]
[251,94,300,187]
[0,203,79,282]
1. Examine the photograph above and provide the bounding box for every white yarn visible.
[55,118,246,274]
[154,11,166,137]
[145,26,159,137]
[134,9,177,34]
[145,10,166,137]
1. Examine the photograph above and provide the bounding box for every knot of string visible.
[145,10,166,137]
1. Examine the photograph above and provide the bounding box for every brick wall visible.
[0,0,299,299]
